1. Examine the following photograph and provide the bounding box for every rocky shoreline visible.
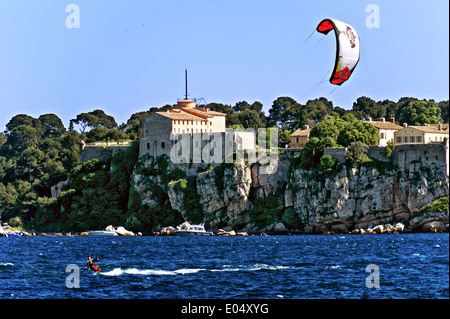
[1,211,448,237]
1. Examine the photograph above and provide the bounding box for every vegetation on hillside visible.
[0,96,447,232]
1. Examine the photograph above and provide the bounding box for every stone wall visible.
[80,145,130,162]
[324,141,448,176]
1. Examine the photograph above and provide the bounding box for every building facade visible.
[139,99,254,163]
[364,117,403,146]
[394,123,449,145]
[289,125,311,149]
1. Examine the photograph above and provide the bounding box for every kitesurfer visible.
[86,256,100,271]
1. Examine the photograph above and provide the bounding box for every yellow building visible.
[394,123,449,144]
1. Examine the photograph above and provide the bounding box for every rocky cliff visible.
[285,161,448,233]
[132,149,449,234]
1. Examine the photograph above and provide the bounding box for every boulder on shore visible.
[408,211,449,233]
[161,226,175,236]
[115,226,134,236]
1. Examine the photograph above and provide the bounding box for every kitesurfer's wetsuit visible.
[86,256,99,270]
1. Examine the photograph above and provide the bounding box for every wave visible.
[100,264,299,276]
[100,267,205,277]
[0,262,14,267]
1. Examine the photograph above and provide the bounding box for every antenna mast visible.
[185,69,188,100]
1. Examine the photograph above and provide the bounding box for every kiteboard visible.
[90,265,101,272]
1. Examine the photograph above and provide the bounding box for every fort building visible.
[138,98,255,162]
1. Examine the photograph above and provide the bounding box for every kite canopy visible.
[316,18,360,86]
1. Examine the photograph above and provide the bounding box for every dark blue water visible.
[0,234,448,299]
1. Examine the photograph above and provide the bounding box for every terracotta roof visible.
[290,128,311,137]
[155,110,206,121]
[194,107,227,116]
[421,123,449,131]
[407,125,450,134]
[364,121,403,130]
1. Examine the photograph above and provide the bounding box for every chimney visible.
[403,123,408,128]
[381,118,385,122]
[438,122,442,131]
[368,117,372,122]
[390,117,395,123]
[304,125,309,130]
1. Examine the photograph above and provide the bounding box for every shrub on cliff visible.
[249,193,283,227]
[319,154,337,175]
[385,140,396,158]
[345,141,369,168]
[413,196,449,218]
[282,207,302,230]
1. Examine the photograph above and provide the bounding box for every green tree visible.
[309,117,349,142]
[337,121,379,147]
[385,140,396,158]
[268,97,301,130]
[305,97,333,123]
[236,109,267,130]
[319,154,337,175]
[345,141,369,167]
[401,100,443,125]
[300,137,323,168]
[352,96,386,120]
[438,100,449,123]
[72,109,117,133]
[3,125,41,156]
[281,207,301,229]
[249,193,283,227]
[39,114,66,138]
[0,182,15,207]
[73,112,98,133]
[5,114,42,133]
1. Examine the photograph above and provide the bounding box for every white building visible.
[364,117,403,146]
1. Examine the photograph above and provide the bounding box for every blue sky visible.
[0,0,448,132]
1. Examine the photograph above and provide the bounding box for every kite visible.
[316,18,360,85]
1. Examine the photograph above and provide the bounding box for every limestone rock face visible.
[409,211,449,232]
[285,161,448,233]
[132,152,448,234]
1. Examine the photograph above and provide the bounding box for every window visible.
[396,137,402,143]
[404,137,408,143]
[417,136,422,143]
[161,142,165,149]
[410,136,415,143]
[147,143,150,150]
[380,133,385,139]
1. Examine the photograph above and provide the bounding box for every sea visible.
[0,233,448,301]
